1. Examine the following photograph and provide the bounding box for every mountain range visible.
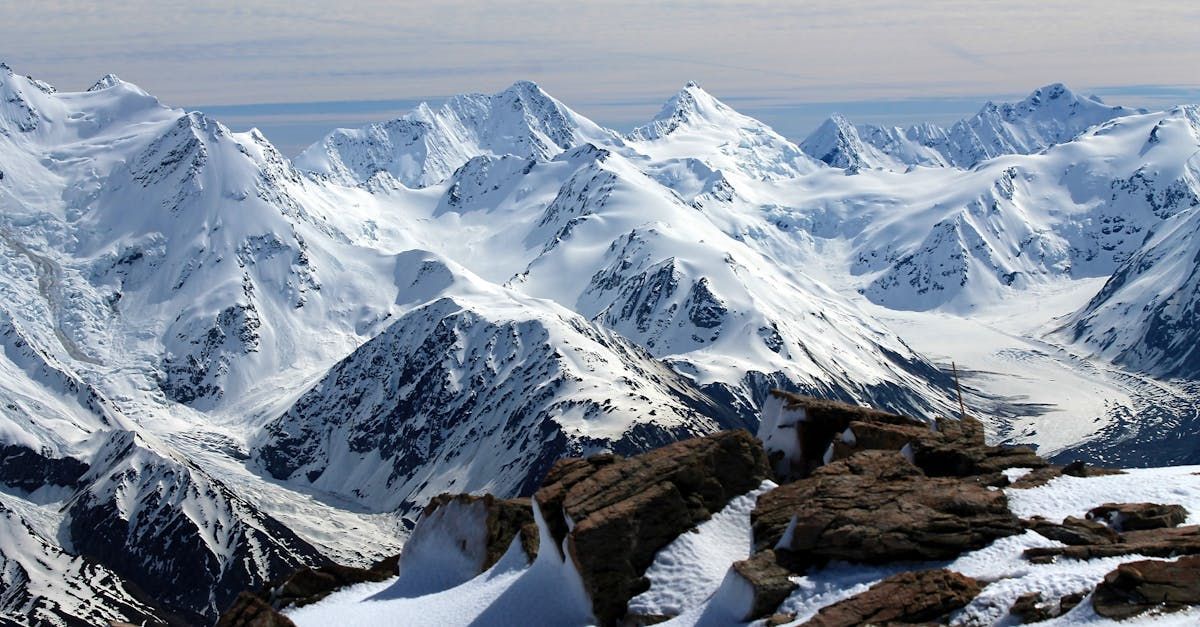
[0,60,1198,624]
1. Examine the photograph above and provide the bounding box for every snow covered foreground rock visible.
[222,393,1200,626]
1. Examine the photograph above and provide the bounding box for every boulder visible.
[1093,555,1200,619]
[1088,502,1189,531]
[1010,592,1055,623]
[534,429,770,626]
[753,450,1023,565]
[798,569,981,627]
[727,550,798,621]
[420,493,539,569]
[1009,590,1086,624]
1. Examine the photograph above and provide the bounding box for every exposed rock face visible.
[759,391,1044,482]
[753,450,1023,564]
[1009,591,1085,624]
[1088,502,1189,531]
[1025,524,1200,563]
[728,550,798,621]
[1023,501,1196,563]
[0,444,88,491]
[1025,515,1120,546]
[533,429,770,626]
[218,554,398,624]
[216,593,297,627]
[1008,460,1124,489]
[798,569,982,627]
[1093,555,1200,620]
[420,493,540,570]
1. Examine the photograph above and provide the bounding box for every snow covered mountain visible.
[1063,108,1200,378]
[3,58,1200,624]
[254,251,746,513]
[294,80,620,188]
[802,84,1142,171]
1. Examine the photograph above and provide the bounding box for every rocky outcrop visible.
[1024,501,1197,563]
[420,493,540,570]
[1025,524,1200,563]
[1093,555,1200,619]
[728,550,798,621]
[534,429,770,626]
[759,391,1045,482]
[1025,515,1120,546]
[798,569,982,627]
[216,593,297,627]
[1009,591,1085,624]
[753,450,1023,565]
[1008,460,1124,489]
[1088,502,1189,531]
[218,554,398,624]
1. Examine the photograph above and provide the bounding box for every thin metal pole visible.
[952,361,966,420]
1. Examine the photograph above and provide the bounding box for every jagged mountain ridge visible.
[801,83,1142,172]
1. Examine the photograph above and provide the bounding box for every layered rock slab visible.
[759,391,1045,482]
[534,429,770,625]
[797,569,982,627]
[752,450,1023,564]
[1093,554,1200,620]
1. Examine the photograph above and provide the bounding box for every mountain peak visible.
[628,82,734,142]
[88,73,124,92]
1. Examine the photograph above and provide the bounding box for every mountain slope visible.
[1064,109,1200,378]
[254,250,744,513]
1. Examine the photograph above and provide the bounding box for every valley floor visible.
[842,274,1200,466]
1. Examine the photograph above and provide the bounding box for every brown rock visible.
[1088,502,1189,531]
[764,391,1046,482]
[1010,592,1054,623]
[1024,524,1200,563]
[753,451,1023,565]
[728,550,798,621]
[1009,461,1125,489]
[534,429,770,626]
[1059,592,1085,613]
[216,592,296,627]
[422,493,539,569]
[1093,554,1200,619]
[799,569,981,627]
[1025,515,1119,546]
[217,552,399,624]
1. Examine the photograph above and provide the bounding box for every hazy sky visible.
[4,1,1199,154]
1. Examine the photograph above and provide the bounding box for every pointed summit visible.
[628,83,821,180]
[296,81,618,188]
[629,82,736,141]
[88,73,124,91]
